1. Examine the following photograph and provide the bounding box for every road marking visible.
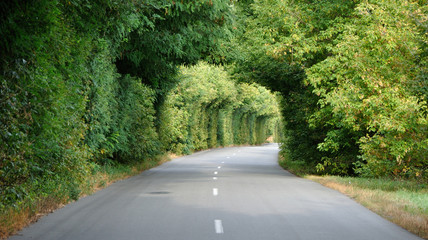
[218,166,221,169]
[214,220,224,234]
[213,177,217,180]
[221,161,225,164]
[213,188,218,196]
[226,156,230,159]
[214,171,218,175]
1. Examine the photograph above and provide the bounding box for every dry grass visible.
[0,196,67,239]
[167,152,183,160]
[307,175,428,239]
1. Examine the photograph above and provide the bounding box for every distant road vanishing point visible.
[10,144,422,240]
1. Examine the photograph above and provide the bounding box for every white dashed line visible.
[218,166,221,169]
[214,171,218,175]
[214,220,224,234]
[221,161,225,164]
[213,188,218,196]
[213,177,218,180]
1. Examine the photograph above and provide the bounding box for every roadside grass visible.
[82,155,170,194]
[279,156,428,240]
[0,154,171,239]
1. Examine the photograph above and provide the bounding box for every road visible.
[10,144,422,240]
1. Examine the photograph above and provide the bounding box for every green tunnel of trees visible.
[0,0,427,220]
[0,0,281,212]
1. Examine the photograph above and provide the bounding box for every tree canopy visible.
[0,0,281,218]
[230,0,427,178]
[1,1,427,236]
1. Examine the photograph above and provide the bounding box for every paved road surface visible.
[10,144,422,240]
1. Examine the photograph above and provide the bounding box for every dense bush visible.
[114,75,160,163]
[0,0,92,208]
[0,1,281,220]
[159,62,281,155]
[0,0,235,211]
[231,0,427,179]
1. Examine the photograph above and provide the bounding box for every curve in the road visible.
[9,144,422,240]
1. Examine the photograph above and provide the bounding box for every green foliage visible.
[0,0,92,209]
[159,62,281,154]
[0,0,235,214]
[4,0,426,233]
[232,0,427,180]
[114,0,234,95]
[84,39,120,162]
[306,0,428,179]
[114,75,160,162]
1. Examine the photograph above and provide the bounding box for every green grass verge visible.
[320,176,428,214]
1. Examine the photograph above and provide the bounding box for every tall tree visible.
[230,0,427,178]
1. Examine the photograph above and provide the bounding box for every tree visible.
[230,0,427,179]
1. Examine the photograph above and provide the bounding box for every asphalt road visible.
[10,144,422,240]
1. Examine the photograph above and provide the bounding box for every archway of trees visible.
[0,0,426,237]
